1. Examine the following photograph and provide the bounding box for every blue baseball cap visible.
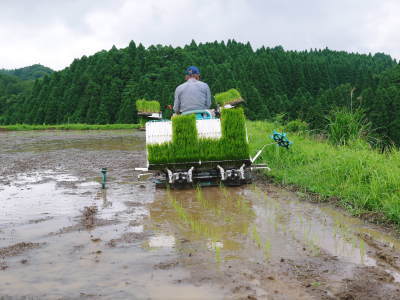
[186,66,200,75]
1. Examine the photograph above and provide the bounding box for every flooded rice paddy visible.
[1,130,400,299]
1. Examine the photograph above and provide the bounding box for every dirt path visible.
[1,130,400,299]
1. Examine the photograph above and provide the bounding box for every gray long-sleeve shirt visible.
[173,78,211,113]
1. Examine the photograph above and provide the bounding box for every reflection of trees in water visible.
[148,186,256,254]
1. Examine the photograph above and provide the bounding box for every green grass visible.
[214,88,243,106]
[326,108,372,146]
[0,123,141,131]
[136,99,160,113]
[147,108,250,164]
[247,121,400,225]
[285,119,308,133]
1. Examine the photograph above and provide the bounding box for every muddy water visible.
[1,130,400,299]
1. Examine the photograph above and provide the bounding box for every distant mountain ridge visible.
[0,64,53,80]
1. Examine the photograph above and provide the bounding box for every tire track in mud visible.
[1,130,400,299]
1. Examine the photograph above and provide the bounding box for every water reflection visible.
[149,186,255,264]
[148,183,400,281]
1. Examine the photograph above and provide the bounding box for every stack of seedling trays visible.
[136,99,162,119]
[136,99,162,130]
[145,107,251,173]
[214,88,245,108]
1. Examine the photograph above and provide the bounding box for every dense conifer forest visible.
[0,40,399,144]
[0,64,53,122]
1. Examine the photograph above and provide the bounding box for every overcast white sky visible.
[1,0,399,70]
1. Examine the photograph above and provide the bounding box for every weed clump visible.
[326,108,371,146]
[136,99,160,113]
[285,119,308,133]
[214,89,243,106]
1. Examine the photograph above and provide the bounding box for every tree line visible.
[0,40,399,144]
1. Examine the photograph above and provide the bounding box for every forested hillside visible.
[0,64,53,80]
[0,64,53,123]
[0,73,33,121]
[1,40,399,144]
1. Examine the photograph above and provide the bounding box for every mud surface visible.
[1,130,400,299]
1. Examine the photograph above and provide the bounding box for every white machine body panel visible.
[146,119,222,145]
[146,121,173,144]
[196,119,222,140]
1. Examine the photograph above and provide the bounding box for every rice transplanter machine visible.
[135,106,290,188]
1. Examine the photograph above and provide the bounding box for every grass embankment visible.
[247,121,400,225]
[0,124,141,131]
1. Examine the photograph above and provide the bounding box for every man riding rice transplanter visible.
[173,66,211,114]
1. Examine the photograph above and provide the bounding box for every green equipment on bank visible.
[135,90,291,189]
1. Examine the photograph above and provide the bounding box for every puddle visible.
[0,130,145,153]
[148,235,176,248]
[78,181,100,187]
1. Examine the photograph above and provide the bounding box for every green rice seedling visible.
[264,239,271,259]
[136,99,161,113]
[359,239,366,264]
[195,185,208,208]
[214,88,243,106]
[198,138,223,161]
[311,282,321,287]
[220,108,249,160]
[235,195,246,211]
[213,242,222,264]
[224,216,232,223]
[147,142,172,164]
[251,225,263,248]
[251,184,263,199]
[167,190,222,241]
[235,195,254,216]
[215,246,221,263]
[171,114,199,162]
[169,193,189,224]
[219,182,230,199]
[200,108,249,161]
[309,235,321,256]
[147,108,250,164]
